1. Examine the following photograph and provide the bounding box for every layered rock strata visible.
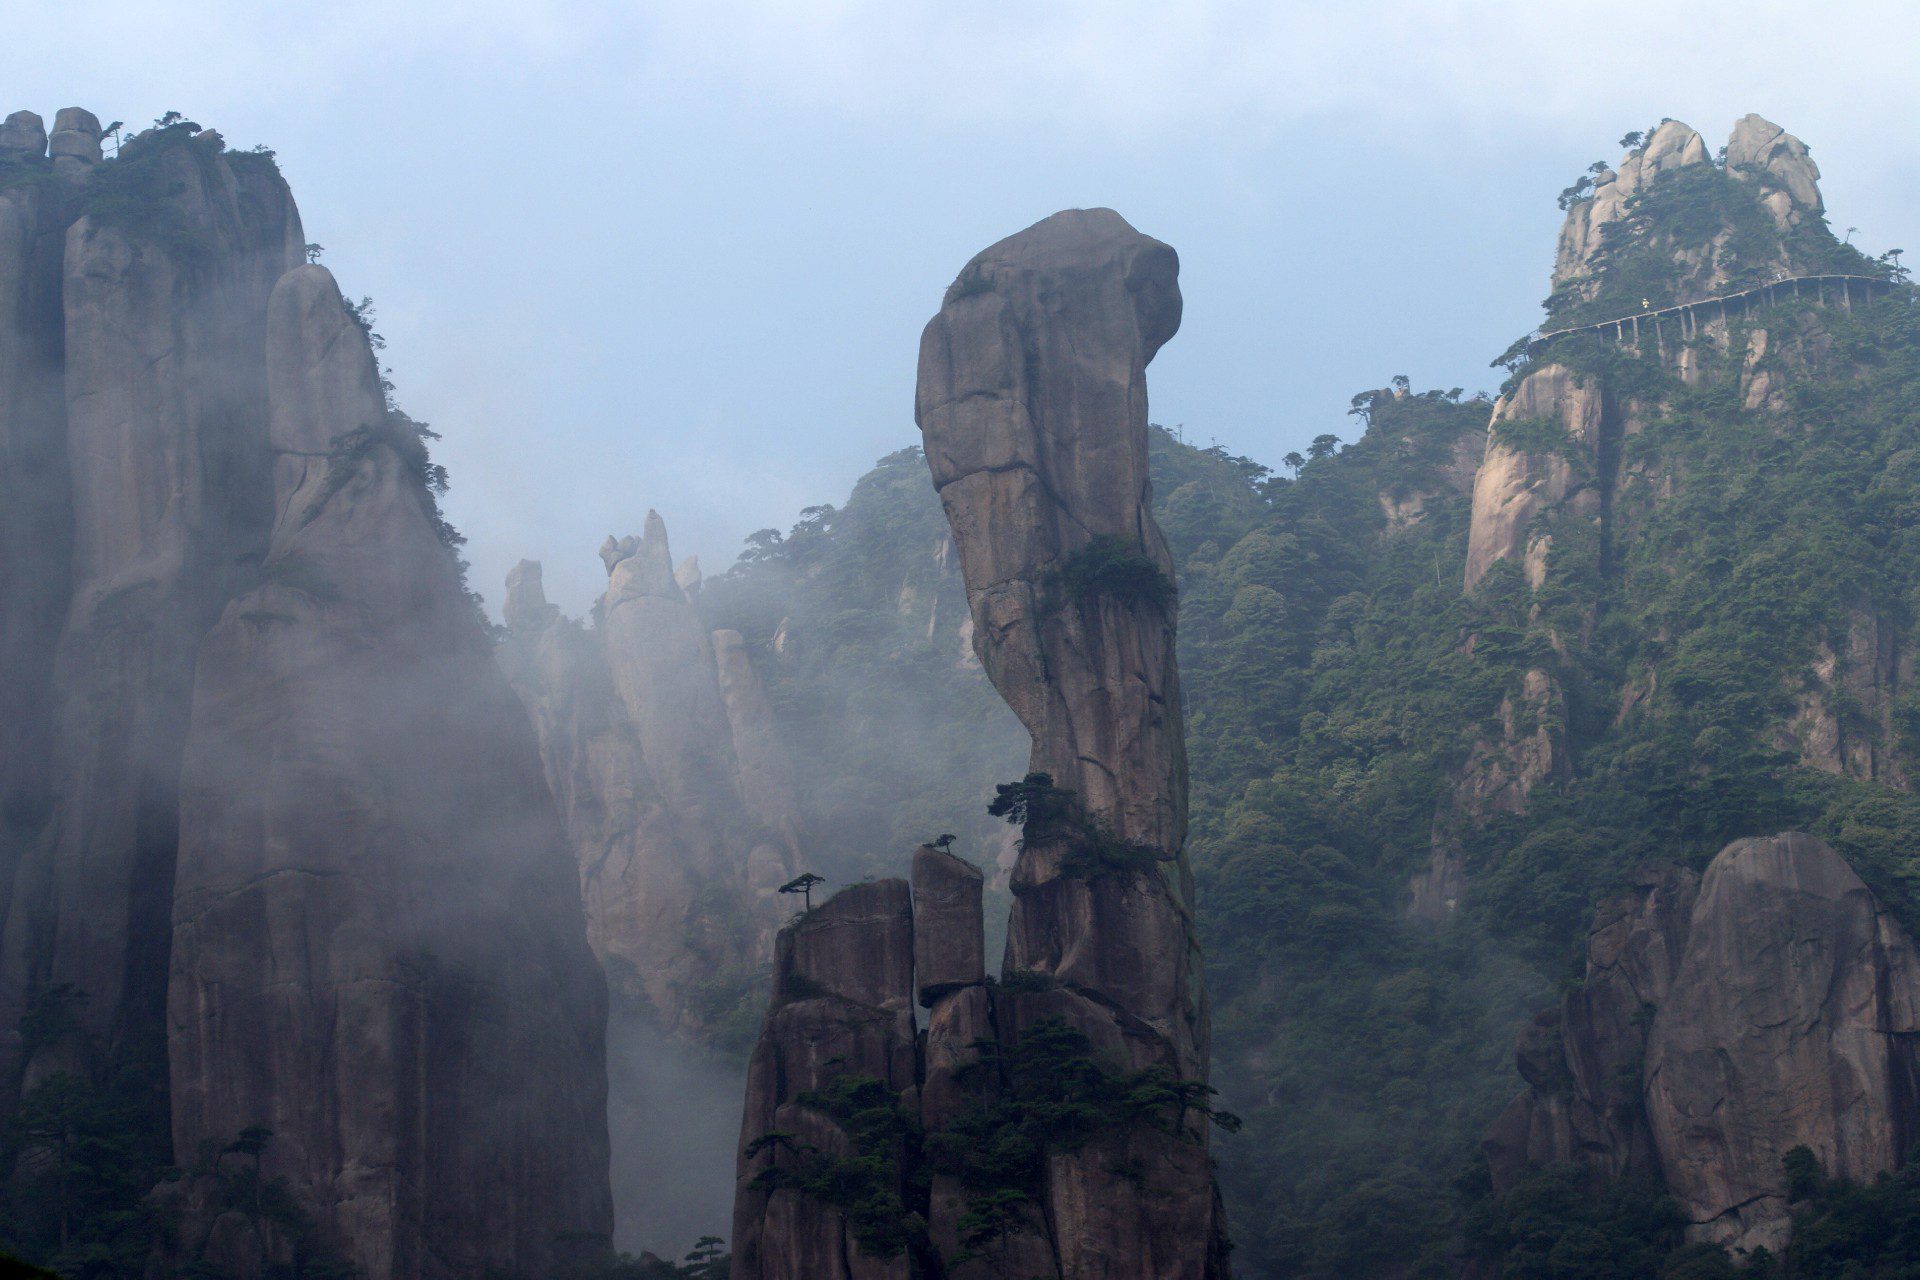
[1488,834,1920,1256]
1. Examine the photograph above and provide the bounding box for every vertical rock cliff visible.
[0,116,302,1097]
[915,207,1220,1277]
[0,112,614,1276]
[1488,834,1920,1257]
[0,112,79,952]
[501,523,801,1032]
[730,207,1224,1278]
[167,264,612,1278]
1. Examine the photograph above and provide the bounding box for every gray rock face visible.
[48,108,101,175]
[1726,113,1822,228]
[911,845,984,1004]
[1463,364,1609,593]
[0,128,304,1086]
[502,525,802,1032]
[0,111,46,158]
[1554,119,1711,289]
[713,628,805,887]
[917,208,1184,855]
[1488,835,1920,1258]
[914,207,1222,1275]
[1647,834,1920,1253]
[168,264,612,1279]
[0,117,616,1277]
[0,168,73,958]
[1484,864,1699,1191]
[731,882,918,1280]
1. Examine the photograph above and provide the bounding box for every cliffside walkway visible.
[1529,273,1903,353]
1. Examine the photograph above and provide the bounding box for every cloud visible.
[15,1,1919,142]
[612,0,1920,143]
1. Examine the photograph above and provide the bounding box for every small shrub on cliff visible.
[746,1074,928,1261]
[1043,536,1177,615]
[925,1019,1237,1262]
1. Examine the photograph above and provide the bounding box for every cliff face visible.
[1489,834,1920,1257]
[0,116,302,1091]
[500,519,802,1033]
[1451,114,1914,850]
[168,265,612,1278]
[0,114,613,1276]
[729,880,920,1280]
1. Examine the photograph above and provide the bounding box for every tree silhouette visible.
[932,833,957,853]
[779,872,826,912]
[224,1123,274,1227]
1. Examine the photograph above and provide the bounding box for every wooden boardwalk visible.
[1529,273,1903,354]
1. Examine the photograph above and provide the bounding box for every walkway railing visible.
[1527,273,1904,354]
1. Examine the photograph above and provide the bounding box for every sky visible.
[8,1,1920,613]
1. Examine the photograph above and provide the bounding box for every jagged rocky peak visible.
[606,508,682,600]
[599,532,638,572]
[1553,114,1828,302]
[1554,118,1710,287]
[1726,112,1822,228]
[917,205,1185,851]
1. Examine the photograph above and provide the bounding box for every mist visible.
[607,1011,744,1258]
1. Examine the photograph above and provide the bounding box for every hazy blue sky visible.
[10,2,1919,612]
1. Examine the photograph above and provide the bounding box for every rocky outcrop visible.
[0,118,77,948]
[1646,834,1920,1254]
[1726,113,1823,231]
[1488,835,1920,1258]
[732,207,1223,1278]
[1554,119,1711,290]
[168,264,612,1278]
[1780,604,1912,788]
[1463,364,1610,593]
[1484,863,1698,1189]
[0,112,617,1277]
[913,208,1222,1274]
[501,524,803,1031]
[729,881,919,1280]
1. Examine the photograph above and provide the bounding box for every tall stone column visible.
[914,207,1222,1278]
